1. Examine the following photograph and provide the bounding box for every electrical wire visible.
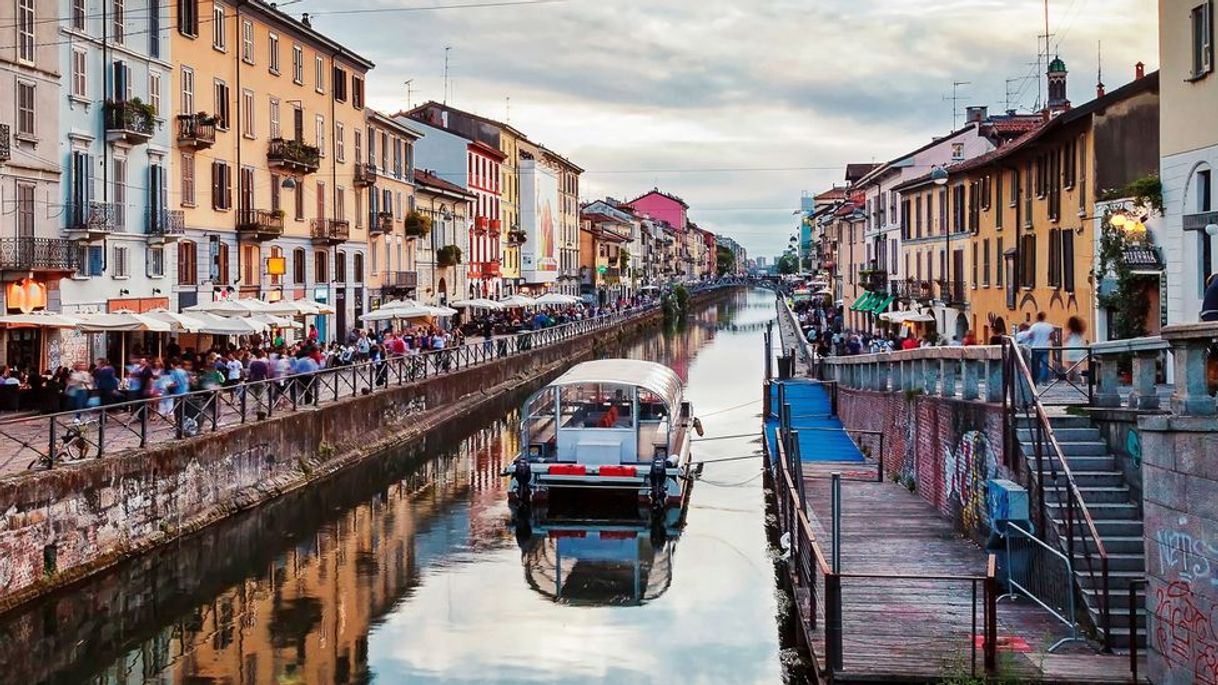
[696,470,764,488]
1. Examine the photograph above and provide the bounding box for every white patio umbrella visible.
[360,305,433,322]
[902,312,936,323]
[251,313,297,328]
[879,311,911,323]
[424,305,459,317]
[235,298,276,313]
[185,299,259,317]
[259,299,321,316]
[76,311,173,363]
[308,300,337,315]
[191,313,268,335]
[449,298,504,310]
[535,293,580,306]
[0,311,82,328]
[499,295,537,308]
[144,308,209,332]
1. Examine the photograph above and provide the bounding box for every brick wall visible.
[836,387,1010,539]
[0,307,674,611]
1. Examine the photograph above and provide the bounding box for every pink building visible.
[626,189,689,233]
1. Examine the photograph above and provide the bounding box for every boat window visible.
[637,390,668,422]
[558,383,634,429]
[523,388,559,459]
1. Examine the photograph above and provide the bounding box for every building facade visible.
[412,169,471,306]
[362,110,419,309]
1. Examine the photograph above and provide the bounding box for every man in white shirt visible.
[1026,312,1056,383]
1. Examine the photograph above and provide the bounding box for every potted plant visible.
[270,208,286,219]
[404,211,432,239]
[437,244,462,267]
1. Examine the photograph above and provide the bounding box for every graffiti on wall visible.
[943,431,996,531]
[1154,580,1218,684]
[1157,523,1218,589]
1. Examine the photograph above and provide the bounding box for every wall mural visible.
[943,431,996,531]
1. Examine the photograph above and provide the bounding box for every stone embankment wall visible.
[0,302,686,611]
[835,388,1010,540]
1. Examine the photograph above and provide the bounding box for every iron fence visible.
[1000,521,1086,652]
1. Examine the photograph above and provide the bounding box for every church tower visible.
[1046,56,1071,115]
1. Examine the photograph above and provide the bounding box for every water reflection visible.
[0,289,784,685]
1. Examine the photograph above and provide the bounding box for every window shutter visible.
[89,245,104,275]
[211,161,220,209]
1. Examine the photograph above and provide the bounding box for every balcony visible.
[65,201,117,240]
[146,208,186,243]
[489,219,502,235]
[385,271,418,289]
[311,218,350,245]
[484,260,501,278]
[475,216,489,234]
[937,279,967,306]
[354,163,378,188]
[507,228,528,246]
[0,123,9,163]
[104,100,156,144]
[0,238,79,274]
[176,113,216,150]
[267,137,320,174]
[236,208,285,242]
[370,211,394,236]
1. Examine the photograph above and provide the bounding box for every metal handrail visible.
[1002,337,1112,651]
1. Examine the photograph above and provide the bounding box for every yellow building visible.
[891,62,1159,342]
[541,147,584,296]
[413,169,474,305]
[171,2,373,339]
[362,110,421,310]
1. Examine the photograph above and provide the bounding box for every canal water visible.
[0,289,788,685]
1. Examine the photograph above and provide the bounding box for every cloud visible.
[306,0,1157,259]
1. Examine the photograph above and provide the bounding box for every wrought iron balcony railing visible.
[267,137,320,174]
[146,208,186,240]
[66,201,117,236]
[236,208,285,241]
[0,123,10,163]
[105,100,156,143]
[176,113,217,149]
[0,238,79,272]
[354,163,377,187]
[310,218,350,244]
[386,271,418,288]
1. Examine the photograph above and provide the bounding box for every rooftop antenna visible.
[506,96,511,124]
[1097,40,1104,95]
[404,79,414,109]
[443,46,451,104]
[1036,0,1054,110]
[943,81,971,130]
[1005,77,1022,111]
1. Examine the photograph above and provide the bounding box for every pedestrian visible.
[1026,312,1056,383]
[1063,316,1088,382]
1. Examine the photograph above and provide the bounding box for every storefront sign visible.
[107,297,169,313]
[5,278,47,313]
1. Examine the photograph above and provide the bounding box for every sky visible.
[301,0,1158,261]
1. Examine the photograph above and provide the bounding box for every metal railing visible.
[146,207,185,237]
[267,137,320,172]
[0,238,79,271]
[67,200,117,233]
[769,422,999,679]
[175,113,216,147]
[1001,521,1086,652]
[0,306,660,473]
[1002,338,1112,651]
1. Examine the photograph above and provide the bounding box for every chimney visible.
[1097,81,1105,98]
[965,106,988,124]
[1136,61,1146,79]
[300,12,311,27]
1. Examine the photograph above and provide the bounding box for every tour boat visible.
[505,359,698,516]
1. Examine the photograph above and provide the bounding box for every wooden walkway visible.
[799,461,1143,683]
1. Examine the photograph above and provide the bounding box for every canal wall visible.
[0,293,725,612]
[835,387,1010,541]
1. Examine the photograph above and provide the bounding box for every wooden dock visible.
[795,461,1143,683]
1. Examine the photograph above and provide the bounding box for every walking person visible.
[1063,316,1088,383]
[1026,312,1056,384]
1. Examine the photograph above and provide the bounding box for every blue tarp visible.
[765,379,865,463]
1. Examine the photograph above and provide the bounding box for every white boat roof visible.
[548,359,684,409]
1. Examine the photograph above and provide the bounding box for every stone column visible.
[891,359,904,391]
[940,357,958,398]
[922,358,939,395]
[961,359,981,401]
[1092,351,1123,409]
[984,357,1004,403]
[1163,323,1218,416]
[1128,350,1161,411]
[875,360,890,393]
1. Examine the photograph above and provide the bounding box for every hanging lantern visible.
[5,278,47,314]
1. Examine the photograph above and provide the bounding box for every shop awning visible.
[868,294,896,314]
[849,292,875,311]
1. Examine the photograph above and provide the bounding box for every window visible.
[113,158,126,228]
[241,19,253,63]
[147,246,164,277]
[177,0,198,36]
[315,55,325,93]
[17,0,34,63]
[292,45,303,83]
[314,251,328,283]
[333,66,348,101]
[238,166,254,213]
[242,245,258,285]
[292,248,306,283]
[336,187,345,221]
[181,66,195,114]
[971,242,978,287]
[268,97,280,138]
[354,129,362,165]
[16,183,34,238]
[73,0,86,30]
[270,173,280,212]
[181,153,196,205]
[353,253,363,282]
[1078,136,1087,213]
[268,33,280,73]
[113,0,124,44]
[214,80,230,129]
[938,188,948,234]
[1194,1,1213,78]
[215,242,230,284]
[1198,169,1212,213]
[16,81,35,137]
[1020,234,1037,288]
[352,76,364,109]
[76,245,103,277]
[316,181,325,221]
[241,89,254,137]
[149,0,159,57]
[335,251,346,282]
[211,161,232,210]
[336,122,345,161]
[982,239,991,286]
[294,182,304,220]
[112,246,129,277]
[995,172,1004,229]
[1062,229,1075,292]
[112,60,131,101]
[178,240,197,284]
[1023,163,1034,225]
[72,49,88,98]
[315,114,325,156]
[149,72,162,115]
[212,3,225,50]
[996,237,1004,286]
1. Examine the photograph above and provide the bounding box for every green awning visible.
[869,294,896,314]
[850,292,874,311]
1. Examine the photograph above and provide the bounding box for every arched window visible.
[353,253,364,283]
[293,248,306,284]
[314,250,328,283]
[177,240,197,285]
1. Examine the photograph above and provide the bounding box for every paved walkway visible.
[799,460,1143,682]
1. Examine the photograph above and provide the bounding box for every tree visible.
[716,245,735,276]
[777,253,799,275]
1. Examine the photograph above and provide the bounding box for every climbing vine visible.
[1096,207,1155,340]
[1098,174,1165,216]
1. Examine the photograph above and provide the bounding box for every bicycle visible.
[28,418,96,470]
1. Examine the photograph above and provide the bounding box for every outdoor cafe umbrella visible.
[499,295,537,308]
[76,311,172,363]
[260,299,322,316]
[251,313,297,328]
[360,305,433,322]
[424,305,459,317]
[449,298,503,310]
[535,293,580,306]
[190,312,268,335]
[185,299,260,317]
[0,311,82,328]
[144,308,209,332]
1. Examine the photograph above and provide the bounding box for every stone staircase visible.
[1017,414,1146,650]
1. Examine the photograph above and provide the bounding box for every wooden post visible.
[826,572,844,672]
[985,554,998,674]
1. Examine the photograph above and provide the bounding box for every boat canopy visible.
[547,360,684,411]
